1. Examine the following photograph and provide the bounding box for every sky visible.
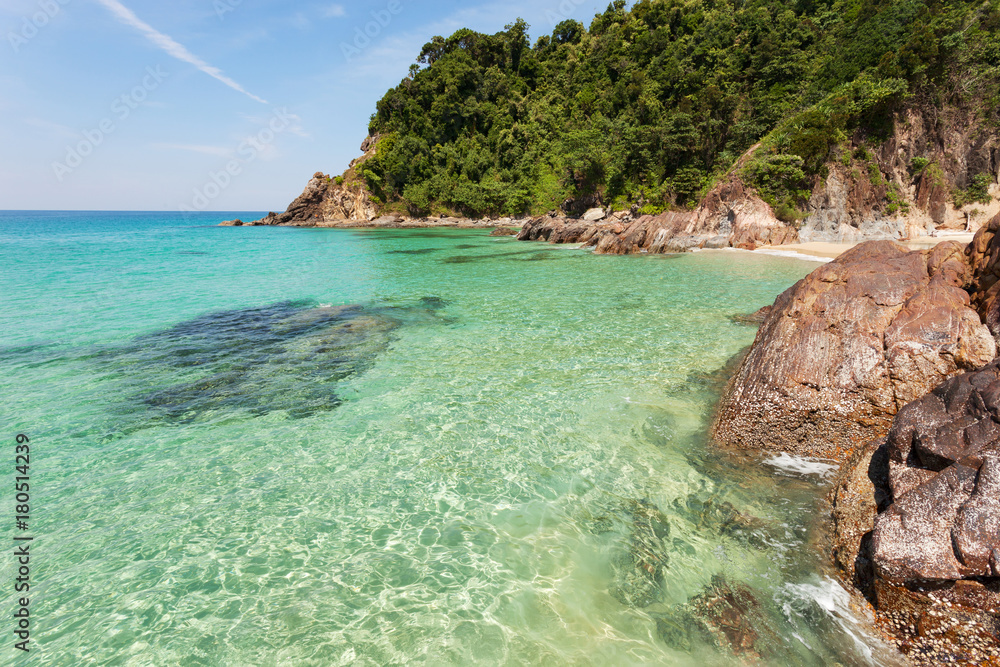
[0,0,609,211]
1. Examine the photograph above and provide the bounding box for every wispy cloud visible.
[151,143,232,156]
[324,4,346,18]
[93,0,268,104]
[23,117,79,139]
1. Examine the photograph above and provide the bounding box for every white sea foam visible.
[763,453,838,479]
[780,577,888,666]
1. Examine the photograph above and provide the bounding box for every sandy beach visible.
[755,233,977,260]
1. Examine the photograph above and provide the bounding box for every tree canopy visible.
[358,0,1000,217]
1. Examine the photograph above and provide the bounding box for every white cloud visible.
[94,0,268,105]
[289,12,310,30]
[238,110,309,139]
[323,4,346,18]
[151,143,232,156]
[22,117,77,138]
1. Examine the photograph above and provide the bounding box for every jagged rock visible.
[713,240,996,458]
[966,211,1000,339]
[582,207,606,222]
[219,219,243,226]
[246,172,380,226]
[517,166,799,254]
[360,132,381,153]
[873,361,1000,583]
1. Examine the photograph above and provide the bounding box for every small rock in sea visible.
[730,306,772,326]
[489,227,519,237]
[219,219,244,226]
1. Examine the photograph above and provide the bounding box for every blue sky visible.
[0,0,608,211]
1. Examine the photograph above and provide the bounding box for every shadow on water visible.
[87,298,453,435]
[387,248,441,255]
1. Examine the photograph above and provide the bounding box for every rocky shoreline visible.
[713,215,1000,665]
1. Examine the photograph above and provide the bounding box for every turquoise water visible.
[2,212,876,665]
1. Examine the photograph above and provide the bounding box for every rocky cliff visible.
[802,105,1000,243]
[237,100,997,240]
[516,105,999,255]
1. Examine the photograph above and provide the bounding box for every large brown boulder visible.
[967,211,1000,339]
[873,361,1000,584]
[830,362,1000,665]
[714,240,996,458]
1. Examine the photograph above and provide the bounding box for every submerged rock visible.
[655,575,781,661]
[730,305,772,326]
[713,240,996,458]
[101,298,451,428]
[609,500,671,608]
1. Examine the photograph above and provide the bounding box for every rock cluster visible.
[714,240,995,458]
[516,171,799,255]
[873,361,1000,585]
[711,218,1000,663]
[831,362,1000,664]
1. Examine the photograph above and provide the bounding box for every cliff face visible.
[801,106,1000,242]
[248,135,381,227]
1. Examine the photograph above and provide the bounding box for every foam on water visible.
[763,453,839,480]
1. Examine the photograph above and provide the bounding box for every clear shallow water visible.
[2,212,878,665]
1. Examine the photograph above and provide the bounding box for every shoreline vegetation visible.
[220,0,1000,662]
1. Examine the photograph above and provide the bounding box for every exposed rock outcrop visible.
[967,212,1000,340]
[831,363,1000,665]
[713,240,996,458]
[873,363,1000,584]
[517,171,799,255]
[800,106,1000,242]
[250,172,380,227]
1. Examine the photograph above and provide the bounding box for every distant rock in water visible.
[219,219,244,226]
[729,305,772,326]
[713,240,996,459]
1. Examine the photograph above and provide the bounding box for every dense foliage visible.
[359,0,1000,217]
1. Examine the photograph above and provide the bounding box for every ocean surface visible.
[1,211,882,666]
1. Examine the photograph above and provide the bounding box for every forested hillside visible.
[355,0,1000,219]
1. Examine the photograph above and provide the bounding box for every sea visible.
[1,211,890,665]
